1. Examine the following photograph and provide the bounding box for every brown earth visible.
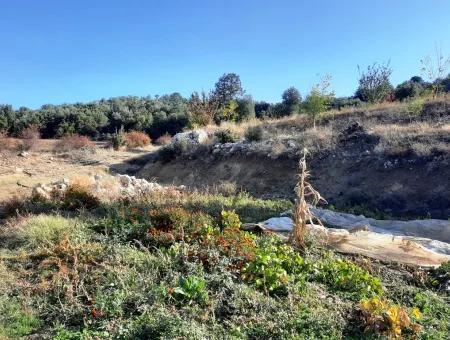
[0,143,156,205]
[132,100,450,220]
[134,150,450,219]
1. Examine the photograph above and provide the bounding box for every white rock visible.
[172,129,208,146]
[261,217,293,231]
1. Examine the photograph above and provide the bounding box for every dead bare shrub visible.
[54,134,93,152]
[215,181,238,197]
[20,125,41,151]
[2,195,27,217]
[155,133,172,145]
[289,149,326,249]
[124,130,151,148]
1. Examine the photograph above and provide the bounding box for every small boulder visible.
[32,184,52,201]
[172,130,208,146]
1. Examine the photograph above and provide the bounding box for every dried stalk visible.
[289,149,326,249]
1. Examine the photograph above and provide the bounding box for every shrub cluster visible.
[54,134,93,152]
[124,130,151,148]
[242,237,307,294]
[1,187,448,338]
[157,139,189,162]
[214,129,237,143]
[245,125,263,142]
[357,297,422,337]
[154,132,172,145]
[1,69,450,146]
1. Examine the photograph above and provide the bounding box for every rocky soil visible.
[137,119,450,219]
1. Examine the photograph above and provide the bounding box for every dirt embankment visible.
[137,151,449,219]
[134,101,450,220]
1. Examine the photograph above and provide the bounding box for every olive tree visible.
[281,87,302,115]
[355,62,393,103]
[304,75,334,128]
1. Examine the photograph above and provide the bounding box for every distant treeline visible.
[1,68,449,140]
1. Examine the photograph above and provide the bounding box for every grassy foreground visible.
[0,188,449,339]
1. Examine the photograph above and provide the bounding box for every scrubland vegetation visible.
[0,179,449,339]
[1,49,450,339]
[1,49,450,145]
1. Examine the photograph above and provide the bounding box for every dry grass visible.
[69,174,123,202]
[0,133,22,152]
[197,95,449,158]
[154,133,173,145]
[54,134,93,152]
[206,94,448,136]
[211,181,238,197]
[204,118,261,138]
[371,122,450,135]
[371,123,450,155]
[294,125,336,150]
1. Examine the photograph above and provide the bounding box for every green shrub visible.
[214,129,237,143]
[110,126,125,150]
[242,237,307,294]
[312,259,383,299]
[19,215,81,249]
[120,307,210,339]
[406,97,424,116]
[63,184,100,210]
[412,291,450,337]
[172,275,208,305]
[53,328,109,340]
[0,297,40,338]
[220,210,241,230]
[245,125,263,142]
[91,205,214,247]
[158,139,189,162]
[438,260,450,274]
[355,62,393,103]
[427,260,450,292]
[214,181,238,197]
[236,96,256,121]
[183,191,293,223]
[395,79,425,101]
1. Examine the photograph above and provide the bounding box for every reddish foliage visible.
[125,130,151,148]
[154,133,172,146]
[146,207,212,244]
[54,134,93,152]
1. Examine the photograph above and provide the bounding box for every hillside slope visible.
[136,99,450,219]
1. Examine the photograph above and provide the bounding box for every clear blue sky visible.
[1,0,450,109]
